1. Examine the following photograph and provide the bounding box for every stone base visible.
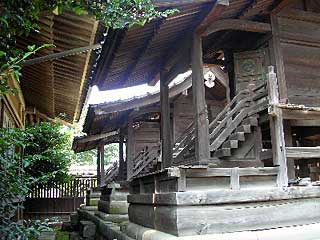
[128,186,320,236]
[77,209,320,240]
[98,182,129,214]
[86,187,101,206]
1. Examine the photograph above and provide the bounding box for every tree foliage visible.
[0,127,54,239]
[23,122,74,184]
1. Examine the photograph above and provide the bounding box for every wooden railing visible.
[105,161,119,184]
[172,121,195,158]
[28,176,97,198]
[173,82,268,162]
[209,82,267,151]
[131,145,161,178]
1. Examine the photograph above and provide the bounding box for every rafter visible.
[119,19,164,87]
[202,19,271,37]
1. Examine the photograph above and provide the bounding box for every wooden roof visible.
[92,0,279,91]
[83,74,193,136]
[17,11,102,123]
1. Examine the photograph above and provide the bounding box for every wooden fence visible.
[24,176,97,219]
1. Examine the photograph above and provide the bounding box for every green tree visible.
[23,122,74,184]
[0,128,52,239]
[74,144,119,166]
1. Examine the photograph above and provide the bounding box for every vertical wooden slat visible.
[160,70,172,169]
[191,33,210,164]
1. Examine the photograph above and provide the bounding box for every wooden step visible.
[236,124,251,133]
[222,139,239,149]
[242,116,258,127]
[214,148,231,158]
[229,132,245,141]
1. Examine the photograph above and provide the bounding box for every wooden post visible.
[160,71,172,168]
[96,148,101,186]
[127,118,135,180]
[118,132,125,181]
[267,66,288,186]
[191,33,210,164]
[98,144,105,186]
[270,14,287,99]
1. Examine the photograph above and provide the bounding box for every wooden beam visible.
[99,144,105,186]
[120,19,163,86]
[282,109,320,120]
[270,14,287,99]
[95,75,192,115]
[78,130,119,143]
[286,147,320,159]
[127,118,135,180]
[118,131,125,181]
[191,34,210,164]
[202,19,271,37]
[22,44,101,66]
[267,66,288,187]
[96,147,101,186]
[154,0,229,7]
[196,0,229,35]
[160,70,172,168]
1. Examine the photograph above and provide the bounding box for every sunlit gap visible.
[88,70,192,105]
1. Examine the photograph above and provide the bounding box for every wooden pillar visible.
[284,121,295,180]
[267,66,288,186]
[127,118,135,180]
[160,71,172,169]
[118,132,125,181]
[96,148,101,186]
[98,144,105,186]
[191,33,210,164]
[270,14,287,99]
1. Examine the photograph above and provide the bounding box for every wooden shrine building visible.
[75,0,320,239]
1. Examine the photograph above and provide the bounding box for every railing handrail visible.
[132,145,160,178]
[174,82,267,161]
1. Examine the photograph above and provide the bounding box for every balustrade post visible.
[267,65,288,186]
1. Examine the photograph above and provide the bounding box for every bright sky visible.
[88,70,192,105]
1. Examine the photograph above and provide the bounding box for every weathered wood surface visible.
[128,197,320,236]
[127,118,135,180]
[202,19,271,37]
[275,9,320,106]
[128,186,320,206]
[160,71,172,168]
[286,147,320,159]
[191,34,210,164]
[267,66,288,187]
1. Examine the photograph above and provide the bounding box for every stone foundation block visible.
[80,220,96,238]
[98,200,129,214]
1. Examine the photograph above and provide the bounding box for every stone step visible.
[222,139,239,149]
[236,124,252,133]
[214,148,231,158]
[229,132,245,141]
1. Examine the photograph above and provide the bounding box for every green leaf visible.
[0,51,6,57]
[27,45,36,52]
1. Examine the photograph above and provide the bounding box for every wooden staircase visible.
[131,145,161,178]
[214,115,259,158]
[173,82,268,164]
